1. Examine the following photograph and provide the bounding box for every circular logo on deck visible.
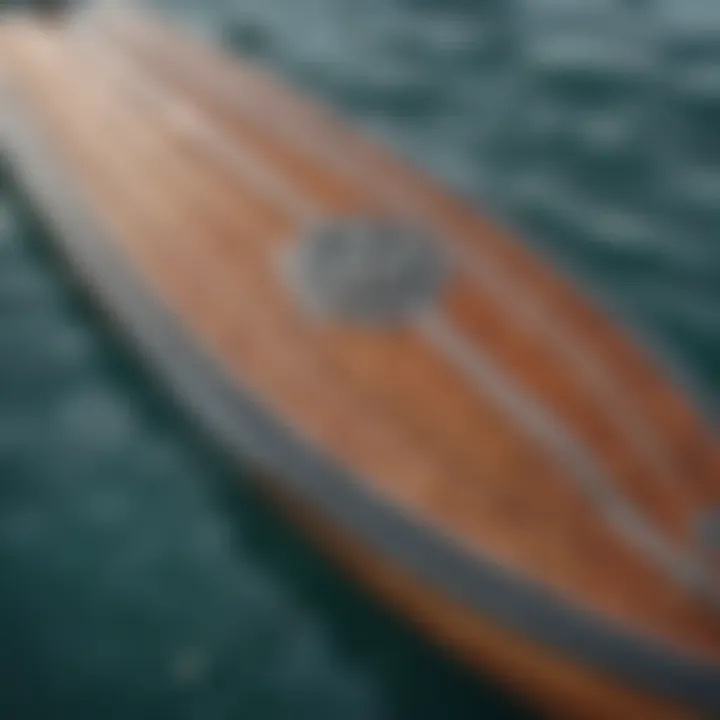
[284,218,449,324]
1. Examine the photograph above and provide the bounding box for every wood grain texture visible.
[0,12,718,714]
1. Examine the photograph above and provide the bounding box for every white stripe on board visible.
[416,310,714,597]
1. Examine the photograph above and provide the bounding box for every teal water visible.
[1,0,719,718]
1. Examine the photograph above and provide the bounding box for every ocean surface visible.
[0,0,718,717]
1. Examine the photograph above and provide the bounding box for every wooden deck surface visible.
[0,8,718,672]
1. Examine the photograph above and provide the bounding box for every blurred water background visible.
[0,0,719,717]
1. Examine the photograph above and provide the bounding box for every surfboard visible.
[0,6,718,717]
